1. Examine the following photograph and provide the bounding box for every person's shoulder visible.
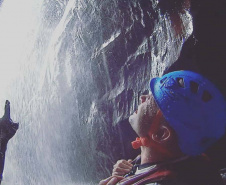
[173,156,224,185]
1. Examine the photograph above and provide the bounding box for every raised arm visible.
[0,100,19,184]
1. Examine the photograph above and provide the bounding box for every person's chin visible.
[129,111,137,124]
[129,115,133,125]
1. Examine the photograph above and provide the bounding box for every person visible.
[0,100,19,184]
[99,70,226,185]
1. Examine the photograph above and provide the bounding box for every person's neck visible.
[140,146,184,165]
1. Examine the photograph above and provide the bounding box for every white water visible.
[0,0,77,184]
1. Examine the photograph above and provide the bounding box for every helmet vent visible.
[190,81,199,93]
[202,90,212,102]
[160,77,167,84]
[176,78,184,88]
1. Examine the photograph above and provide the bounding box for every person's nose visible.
[140,95,149,104]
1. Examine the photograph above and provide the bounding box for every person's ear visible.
[152,125,171,143]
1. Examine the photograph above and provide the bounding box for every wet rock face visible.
[56,0,191,183]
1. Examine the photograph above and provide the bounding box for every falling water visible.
[0,0,74,184]
[0,0,192,184]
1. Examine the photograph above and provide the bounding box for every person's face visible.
[129,94,158,137]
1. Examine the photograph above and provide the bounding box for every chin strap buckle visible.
[131,137,150,149]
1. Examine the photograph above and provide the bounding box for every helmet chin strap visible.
[131,110,174,158]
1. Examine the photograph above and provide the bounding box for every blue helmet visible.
[150,71,226,155]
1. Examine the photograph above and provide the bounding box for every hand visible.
[112,159,133,176]
[0,100,19,143]
[99,175,124,185]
